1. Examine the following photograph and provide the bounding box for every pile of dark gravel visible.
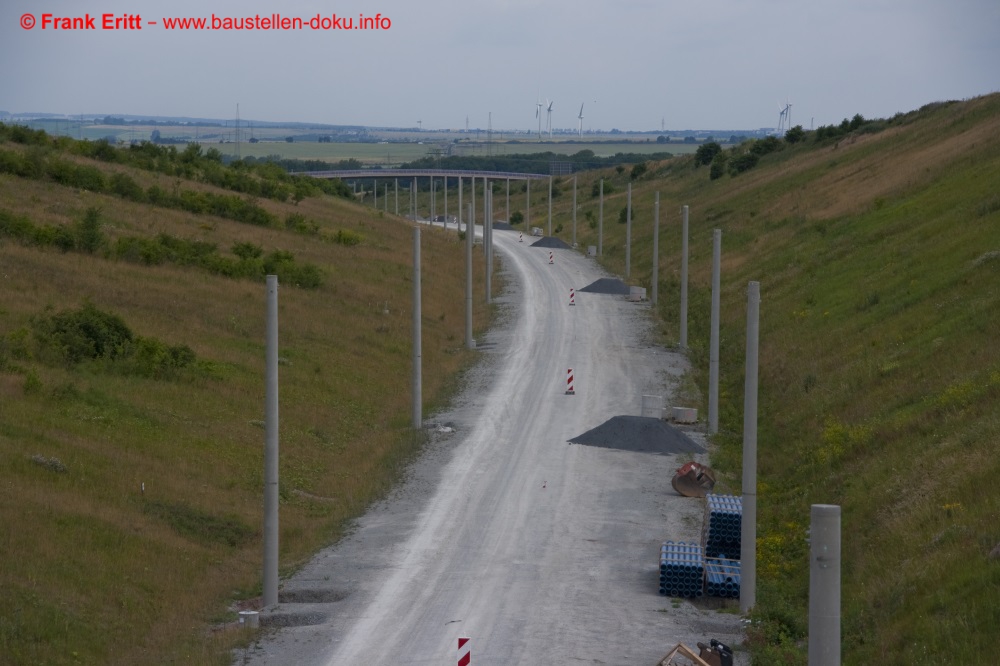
[579,278,631,295]
[531,236,572,249]
[568,416,705,455]
[493,222,514,231]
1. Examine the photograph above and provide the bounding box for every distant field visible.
[209,140,438,164]
[206,140,699,165]
[16,119,704,166]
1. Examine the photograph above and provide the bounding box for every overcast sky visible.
[3,0,998,131]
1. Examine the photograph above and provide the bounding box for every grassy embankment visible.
[0,128,490,664]
[526,94,1000,665]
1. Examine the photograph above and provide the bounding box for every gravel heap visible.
[492,222,515,231]
[579,278,631,295]
[531,236,572,249]
[568,416,705,455]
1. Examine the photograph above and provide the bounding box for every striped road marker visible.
[458,637,470,666]
[566,368,575,395]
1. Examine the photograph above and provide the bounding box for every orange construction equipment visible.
[671,461,717,498]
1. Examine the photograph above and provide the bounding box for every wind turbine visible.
[777,100,792,134]
[535,97,543,139]
[546,100,554,138]
[577,103,585,138]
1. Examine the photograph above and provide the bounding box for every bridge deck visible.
[298,168,551,181]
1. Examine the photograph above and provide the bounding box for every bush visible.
[784,125,805,144]
[44,225,76,252]
[333,229,363,246]
[285,212,319,236]
[695,142,722,166]
[110,173,145,202]
[0,209,36,242]
[155,233,217,265]
[261,179,291,202]
[510,210,524,226]
[177,189,208,214]
[710,152,728,180]
[76,207,105,254]
[180,143,202,164]
[591,180,615,197]
[630,162,648,180]
[232,241,263,260]
[115,236,166,265]
[729,152,760,176]
[126,337,196,379]
[618,205,632,225]
[146,184,168,205]
[46,159,107,191]
[32,302,134,365]
[750,136,782,157]
[0,148,27,176]
[45,158,75,186]
[263,250,323,288]
[0,123,49,145]
[90,139,119,163]
[0,209,78,250]
[26,302,207,380]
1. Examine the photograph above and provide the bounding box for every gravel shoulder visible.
[236,226,746,666]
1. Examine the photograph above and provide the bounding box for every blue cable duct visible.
[658,541,705,598]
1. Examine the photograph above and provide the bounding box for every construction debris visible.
[696,640,734,666]
[654,643,712,666]
[654,639,734,666]
[671,461,716,497]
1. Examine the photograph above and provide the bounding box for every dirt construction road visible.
[239,225,744,665]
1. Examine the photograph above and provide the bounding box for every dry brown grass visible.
[0,150,489,664]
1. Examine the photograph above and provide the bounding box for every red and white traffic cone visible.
[458,637,470,666]
[549,251,554,265]
[569,288,576,306]
[565,368,575,395]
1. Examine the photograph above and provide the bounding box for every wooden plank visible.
[655,642,713,666]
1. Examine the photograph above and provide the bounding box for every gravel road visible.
[237,225,745,665]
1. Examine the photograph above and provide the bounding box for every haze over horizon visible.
[2,0,998,132]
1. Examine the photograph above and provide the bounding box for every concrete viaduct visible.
[300,168,557,235]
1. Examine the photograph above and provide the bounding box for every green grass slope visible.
[534,94,1000,665]
[0,130,489,664]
